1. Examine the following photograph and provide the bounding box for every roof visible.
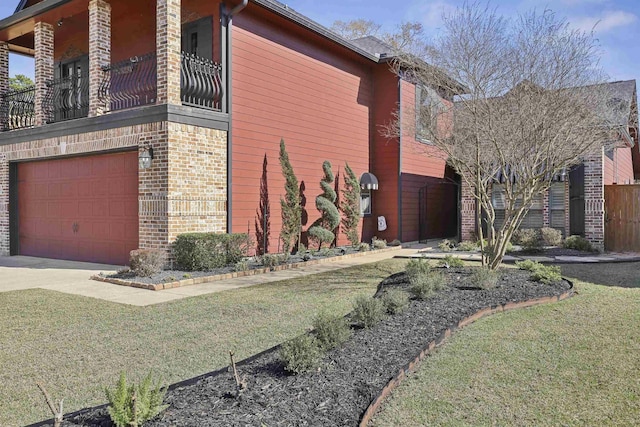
[350,35,397,59]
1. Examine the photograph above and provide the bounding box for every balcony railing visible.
[0,86,35,131]
[99,52,157,112]
[43,72,90,123]
[181,52,223,111]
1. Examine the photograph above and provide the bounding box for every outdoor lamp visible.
[139,145,154,169]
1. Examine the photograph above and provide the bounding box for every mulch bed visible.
[39,267,571,427]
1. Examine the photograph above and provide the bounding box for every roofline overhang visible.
[0,0,72,33]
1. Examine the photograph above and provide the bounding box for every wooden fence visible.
[604,185,640,252]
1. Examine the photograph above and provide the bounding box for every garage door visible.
[17,151,139,265]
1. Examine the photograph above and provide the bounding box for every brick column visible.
[584,150,605,251]
[0,153,8,256]
[0,42,9,96]
[564,180,570,237]
[89,0,111,117]
[34,21,54,126]
[542,188,550,228]
[460,181,476,241]
[156,0,181,106]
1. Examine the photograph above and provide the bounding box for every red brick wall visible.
[230,7,373,252]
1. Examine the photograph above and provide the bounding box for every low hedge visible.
[173,233,251,271]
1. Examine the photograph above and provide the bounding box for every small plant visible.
[129,249,165,277]
[280,335,322,374]
[372,237,387,249]
[105,371,168,427]
[351,295,386,328]
[313,311,352,350]
[457,240,478,251]
[409,271,447,300]
[166,276,176,282]
[512,228,541,251]
[182,273,191,279]
[540,227,563,246]
[318,247,334,257]
[470,267,500,290]
[405,258,432,278]
[259,253,281,268]
[358,242,370,252]
[37,382,64,427]
[296,243,307,255]
[516,259,539,271]
[438,239,455,252]
[234,260,250,272]
[381,288,410,314]
[517,260,562,284]
[389,239,402,247]
[563,235,594,252]
[437,255,464,268]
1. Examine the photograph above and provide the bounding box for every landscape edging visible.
[359,279,575,427]
[90,246,403,291]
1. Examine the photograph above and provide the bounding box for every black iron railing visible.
[181,52,223,111]
[0,86,35,131]
[99,52,157,112]
[43,73,89,123]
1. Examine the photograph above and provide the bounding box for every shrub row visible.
[173,233,251,271]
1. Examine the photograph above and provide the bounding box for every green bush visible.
[352,295,386,328]
[470,267,500,290]
[457,240,478,251]
[512,228,541,251]
[358,242,370,252]
[405,258,432,278]
[515,259,539,271]
[409,271,447,300]
[438,239,455,252]
[105,371,168,427]
[129,249,164,277]
[234,260,249,272]
[438,255,464,268]
[259,253,282,268]
[563,235,594,252]
[313,311,351,350]
[173,233,251,271]
[540,227,563,246]
[389,239,402,247]
[372,237,387,249]
[517,259,562,284]
[380,288,410,314]
[280,335,322,374]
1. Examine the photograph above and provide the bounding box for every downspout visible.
[397,77,403,241]
[221,0,248,234]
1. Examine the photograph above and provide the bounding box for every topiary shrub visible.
[280,335,322,374]
[173,233,251,271]
[340,163,361,247]
[105,371,168,427]
[437,255,465,268]
[313,311,351,350]
[457,240,478,252]
[512,228,541,251]
[540,227,562,246]
[308,161,340,249]
[351,295,386,328]
[380,288,410,314]
[409,271,447,300]
[470,267,500,290]
[129,249,164,277]
[563,235,594,252]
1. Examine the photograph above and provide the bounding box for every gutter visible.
[0,0,71,32]
[221,0,249,234]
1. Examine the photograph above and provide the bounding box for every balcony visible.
[0,51,224,132]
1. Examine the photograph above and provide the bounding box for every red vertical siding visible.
[605,146,634,185]
[231,8,372,252]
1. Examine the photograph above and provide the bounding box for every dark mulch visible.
[106,247,363,285]
[514,247,597,257]
[43,268,571,427]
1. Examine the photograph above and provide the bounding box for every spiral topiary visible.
[308,161,340,249]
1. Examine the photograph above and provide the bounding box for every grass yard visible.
[373,263,640,427]
[0,259,408,426]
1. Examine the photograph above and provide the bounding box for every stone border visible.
[359,280,575,427]
[91,246,403,291]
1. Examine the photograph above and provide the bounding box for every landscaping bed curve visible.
[34,267,573,427]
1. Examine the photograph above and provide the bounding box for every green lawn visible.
[372,264,640,426]
[0,259,407,426]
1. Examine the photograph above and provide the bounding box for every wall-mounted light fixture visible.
[57,18,64,27]
[139,144,154,169]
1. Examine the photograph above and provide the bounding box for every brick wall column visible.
[460,180,476,241]
[0,42,9,96]
[542,188,550,228]
[88,0,111,117]
[0,153,8,256]
[564,180,570,237]
[584,151,605,251]
[34,22,54,126]
[156,0,181,106]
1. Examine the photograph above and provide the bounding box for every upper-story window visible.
[415,85,443,144]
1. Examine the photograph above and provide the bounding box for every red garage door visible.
[17,151,139,265]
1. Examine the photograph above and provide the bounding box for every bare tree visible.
[330,19,382,40]
[387,3,616,269]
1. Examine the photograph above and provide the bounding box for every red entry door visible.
[17,151,139,265]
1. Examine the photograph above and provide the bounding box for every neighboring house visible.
[460,79,640,251]
[0,0,461,265]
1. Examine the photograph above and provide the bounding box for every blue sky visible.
[1,0,637,82]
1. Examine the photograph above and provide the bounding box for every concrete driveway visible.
[0,256,186,306]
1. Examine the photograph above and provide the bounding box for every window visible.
[491,184,543,229]
[415,85,442,143]
[360,190,372,216]
[549,182,566,234]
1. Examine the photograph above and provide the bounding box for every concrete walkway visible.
[400,249,640,264]
[0,247,423,307]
